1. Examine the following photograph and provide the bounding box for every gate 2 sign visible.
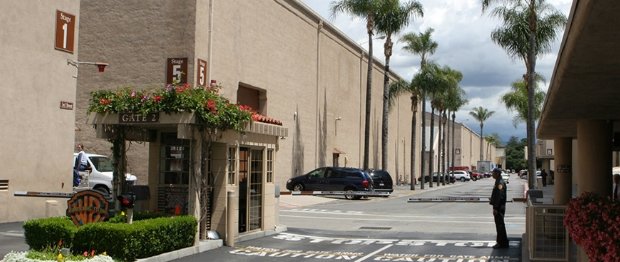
[66,190,110,226]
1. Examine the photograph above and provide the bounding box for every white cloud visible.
[302,0,571,143]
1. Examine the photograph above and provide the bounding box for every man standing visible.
[541,169,548,187]
[490,168,509,249]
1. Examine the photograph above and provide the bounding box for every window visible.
[266,149,273,183]
[237,84,266,114]
[228,147,237,185]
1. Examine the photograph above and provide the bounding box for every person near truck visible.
[490,168,509,249]
[73,144,90,186]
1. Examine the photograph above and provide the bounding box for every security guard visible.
[490,168,509,249]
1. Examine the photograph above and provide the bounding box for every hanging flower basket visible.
[87,84,282,131]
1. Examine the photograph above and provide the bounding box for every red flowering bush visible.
[564,192,620,261]
[88,84,283,130]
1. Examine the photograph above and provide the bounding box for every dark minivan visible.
[366,169,393,195]
[286,167,373,200]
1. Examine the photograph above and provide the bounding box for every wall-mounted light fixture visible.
[67,59,109,72]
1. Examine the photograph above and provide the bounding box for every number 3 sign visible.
[55,10,76,53]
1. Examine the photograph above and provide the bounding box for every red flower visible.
[564,192,620,261]
[206,100,217,113]
[153,95,162,103]
[99,98,111,105]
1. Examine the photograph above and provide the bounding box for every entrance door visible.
[238,147,263,233]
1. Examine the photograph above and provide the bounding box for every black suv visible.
[366,169,393,195]
[286,167,373,200]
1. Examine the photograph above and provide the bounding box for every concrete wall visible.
[0,1,80,222]
[77,0,415,192]
[76,0,198,183]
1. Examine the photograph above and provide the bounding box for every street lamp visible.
[67,59,109,72]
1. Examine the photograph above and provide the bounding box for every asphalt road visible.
[176,174,527,261]
[0,174,528,261]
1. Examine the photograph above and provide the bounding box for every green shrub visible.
[72,216,197,261]
[107,210,169,223]
[23,217,78,251]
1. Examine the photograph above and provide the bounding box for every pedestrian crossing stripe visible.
[273,233,520,247]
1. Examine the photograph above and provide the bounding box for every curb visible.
[136,240,223,262]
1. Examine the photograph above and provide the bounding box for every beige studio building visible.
[0,2,492,246]
[0,1,81,222]
[72,0,419,241]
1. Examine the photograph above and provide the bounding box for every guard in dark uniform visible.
[490,168,509,248]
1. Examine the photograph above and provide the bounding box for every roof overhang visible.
[537,0,620,139]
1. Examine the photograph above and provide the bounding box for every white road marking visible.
[354,244,393,262]
[281,214,525,225]
[0,231,24,237]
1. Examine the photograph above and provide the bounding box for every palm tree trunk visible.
[441,111,447,185]
[446,110,451,184]
[526,0,538,190]
[429,107,435,188]
[410,97,418,190]
[479,123,484,161]
[363,33,373,170]
[451,112,456,177]
[437,110,445,186]
[381,53,391,170]
[420,95,426,190]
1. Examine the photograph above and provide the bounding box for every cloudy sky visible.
[300,0,573,144]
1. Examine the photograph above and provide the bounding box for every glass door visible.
[238,147,263,233]
[157,133,190,215]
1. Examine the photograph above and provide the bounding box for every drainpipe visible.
[315,20,322,167]
[207,0,214,82]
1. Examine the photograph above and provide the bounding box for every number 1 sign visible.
[55,10,75,53]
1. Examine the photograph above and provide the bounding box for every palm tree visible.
[431,67,462,186]
[446,88,468,177]
[330,0,382,170]
[469,106,495,161]
[443,84,467,183]
[485,133,501,161]
[401,28,437,189]
[502,77,546,127]
[375,0,423,170]
[386,78,421,190]
[481,0,566,189]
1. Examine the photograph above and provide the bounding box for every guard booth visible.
[89,112,287,242]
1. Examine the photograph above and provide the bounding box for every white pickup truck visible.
[73,153,137,196]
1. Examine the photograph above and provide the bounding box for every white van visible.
[73,153,137,196]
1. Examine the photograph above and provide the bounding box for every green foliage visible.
[23,215,197,262]
[107,211,169,223]
[23,217,77,251]
[505,136,526,170]
[88,84,252,132]
[72,216,197,261]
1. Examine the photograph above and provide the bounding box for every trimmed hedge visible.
[23,217,77,250]
[23,215,197,261]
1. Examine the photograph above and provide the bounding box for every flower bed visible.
[18,215,197,261]
[564,192,620,261]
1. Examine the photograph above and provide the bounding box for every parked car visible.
[501,170,510,183]
[73,153,137,196]
[450,170,471,182]
[418,172,455,183]
[286,167,373,200]
[469,171,481,181]
[366,169,393,195]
